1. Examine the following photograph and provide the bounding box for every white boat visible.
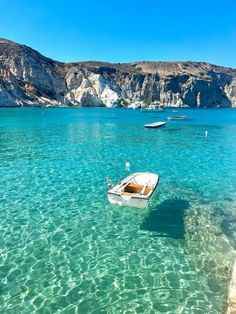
[145,121,166,128]
[141,106,165,113]
[107,172,159,208]
[167,115,187,120]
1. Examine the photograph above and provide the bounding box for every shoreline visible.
[0,105,235,109]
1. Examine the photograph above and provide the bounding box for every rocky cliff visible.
[1,38,236,107]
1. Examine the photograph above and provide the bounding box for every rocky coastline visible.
[1,38,236,108]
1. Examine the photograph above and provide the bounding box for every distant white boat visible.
[145,121,166,128]
[107,172,159,208]
[167,115,187,120]
[141,105,165,113]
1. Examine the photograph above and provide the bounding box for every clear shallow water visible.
[0,107,236,313]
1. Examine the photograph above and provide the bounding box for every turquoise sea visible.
[0,107,236,314]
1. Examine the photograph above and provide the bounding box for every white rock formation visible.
[1,38,236,108]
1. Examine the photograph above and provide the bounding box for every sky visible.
[0,0,236,67]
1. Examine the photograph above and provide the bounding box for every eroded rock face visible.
[0,38,236,107]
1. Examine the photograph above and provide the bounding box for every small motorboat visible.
[141,105,165,113]
[145,121,166,128]
[107,172,159,208]
[167,115,187,120]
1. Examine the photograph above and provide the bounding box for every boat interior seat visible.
[124,183,151,195]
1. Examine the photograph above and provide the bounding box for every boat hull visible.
[167,116,187,120]
[145,122,166,128]
[108,192,149,208]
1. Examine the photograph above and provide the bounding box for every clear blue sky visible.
[1,0,236,67]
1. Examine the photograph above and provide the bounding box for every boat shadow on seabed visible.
[140,199,190,239]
